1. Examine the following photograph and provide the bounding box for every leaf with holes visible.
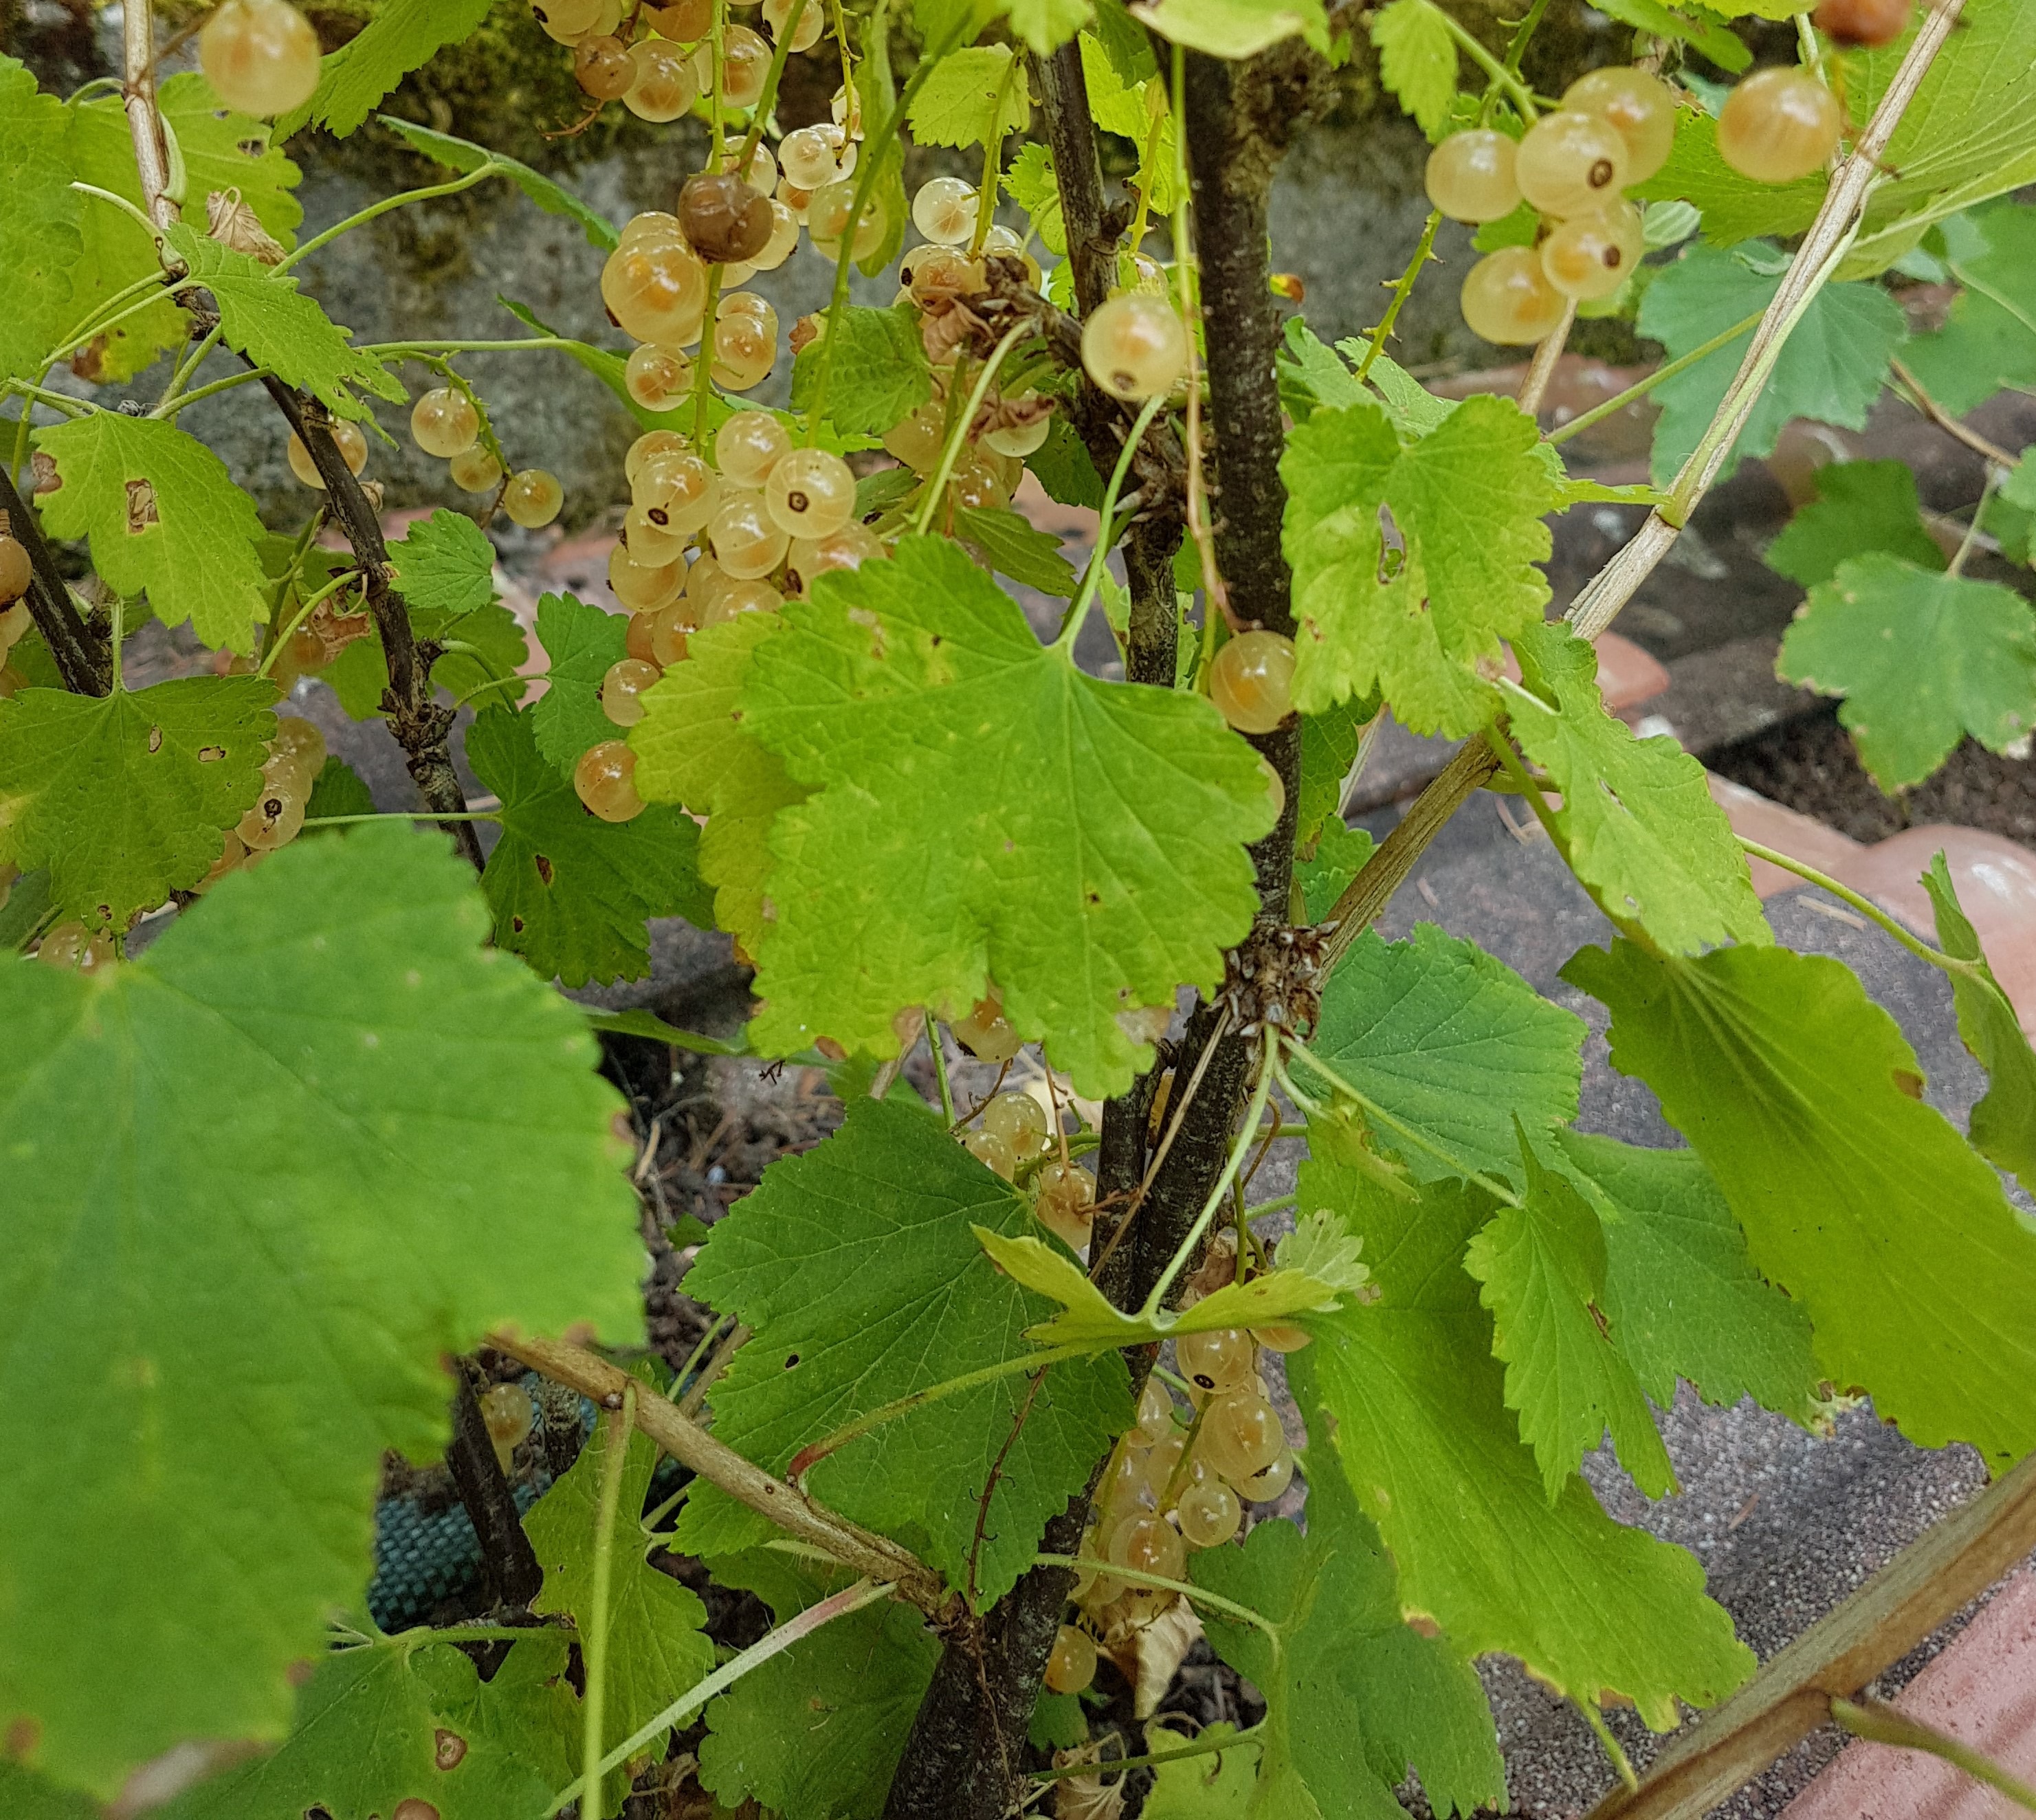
[467,707,711,987]
[276,0,497,138]
[530,592,630,779]
[0,58,83,386]
[33,414,271,653]
[1762,460,1945,590]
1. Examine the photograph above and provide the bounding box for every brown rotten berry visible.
[1813,0,1911,45]
[678,173,774,266]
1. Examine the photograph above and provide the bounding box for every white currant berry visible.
[1424,129,1523,223]
[762,0,823,49]
[1540,199,1645,301]
[199,0,321,117]
[410,386,478,459]
[624,38,698,122]
[911,175,978,246]
[575,740,647,821]
[601,656,663,726]
[601,238,709,347]
[763,447,854,539]
[1717,67,1843,184]
[1081,293,1187,401]
[1562,67,1679,185]
[609,542,685,612]
[1207,630,1296,734]
[1043,1625,1097,1694]
[1459,246,1568,345]
[709,491,789,579]
[503,468,564,529]
[1177,1480,1241,1548]
[626,342,696,412]
[716,409,792,487]
[531,0,604,41]
[1514,109,1629,219]
[963,1127,1019,1179]
[983,1089,1050,1158]
[448,445,501,494]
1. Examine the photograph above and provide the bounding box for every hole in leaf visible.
[534,854,555,886]
[784,1353,800,1369]
[1376,504,1406,584]
[125,478,159,533]
[433,1729,467,1771]
[197,744,225,762]
[147,726,164,754]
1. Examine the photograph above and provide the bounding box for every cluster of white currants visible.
[956,1087,1099,1247]
[1430,69,1679,344]
[404,387,564,526]
[536,0,828,124]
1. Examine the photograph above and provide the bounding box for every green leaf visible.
[1551,1131,1823,1423]
[1296,819,1373,924]
[1191,1463,1505,1819]
[1279,319,1369,421]
[467,708,711,987]
[856,463,921,522]
[630,612,812,955]
[1636,244,1907,487]
[377,115,618,249]
[1294,698,1369,853]
[1633,109,1824,249]
[1776,552,2036,791]
[0,824,642,1795]
[698,1579,938,1820]
[0,58,84,386]
[304,753,377,825]
[531,591,630,779]
[1506,619,1770,954]
[1921,854,2036,1197]
[1094,0,1162,80]
[1592,0,1748,68]
[0,1762,98,1820]
[388,507,497,617]
[1291,1162,1753,1729]
[1028,414,1105,509]
[907,45,1032,149]
[162,225,404,420]
[1003,0,1094,52]
[0,677,273,933]
[1301,924,1585,1187]
[1143,1725,1259,1817]
[526,1418,714,1780]
[729,536,1274,1097]
[1280,395,1564,737]
[1900,201,2036,414]
[1762,459,1946,589]
[1081,34,1177,212]
[955,504,1080,596]
[34,412,271,652]
[277,0,496,138]
[1137,0,1329,59]
[0,867,55,953]
[1564,937,2036,1472]
[581,1006,751,1054]
[1369,0,1458,140]
[1030,1690,1090,1752]
[63,76,302,382]
[164,1637,572,1820]
[1463,1134,1676,1499]
[1003,140,1067,256]
[788,303,931,437]
[678,1098,1131,1605]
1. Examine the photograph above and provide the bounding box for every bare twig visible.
[1516,299,1577,418]
[0,463,109,694]
[444,1364,546,1608]
[1890,357,2020,469]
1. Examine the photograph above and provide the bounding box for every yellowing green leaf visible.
[906,45,1032,149]
[34,412,271,652]
[1281,395,1564,737]
[277,0,496,138]
[1762,459,1945,590]
[0,825,642,1795]
[1565,937,2036,1472]
[531,592,630,779]
[1777,552,2036,791]
[0,676,273,933]
[1142,1724,1259,1817]
[1134,0,1329,59]
[0,58,84,386]
[1369,0,1458,140]
[730,537,1272,1097]
[1506,620,1770,953]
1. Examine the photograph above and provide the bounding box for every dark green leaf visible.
[530,591,629,779]
[1762,459,1946,589]
[955,504,1079,596]
[303,755,377,825]
[1296,819,1373,925]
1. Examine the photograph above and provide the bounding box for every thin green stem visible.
[1243,1190,1296,1221]
[1949,467,1998,578]
[71,181,163,240]
[1431,4,1538,120]
[1056,392,1167,652]
[1735,838,1982,980]
[926,1010,956,1123]
[692,265,725,445]
[276,165,501,276]
[737,0,808,173]
[153,365,269,417]
[363,337,573,356]
[1503,0,1556,71]
[1029,1724,1265,1782]
[1356,210,1441,383]
[300,810,503,827]
[256,567,360,680]
[109,593,123,693]
[971,53,1021,256]
[670,1311,735,1404]
[157,324,225,411]
[581,1387,636,1820]
[392,1622,546,1650]
[447,672,535,711]
[1545,311,1765,446]
[640,1480,692,1534]
[1036,1555,1280,1639]
[1582,1700,1639,1793]
[3,381,93,420]
[914,322,1030,535]
[1831,1697,2036,1814]
[38,270,172,371]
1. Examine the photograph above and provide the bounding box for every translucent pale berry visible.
[626,429,690,486]
[480,1382,535,1475]
[1108,1512,1186,1582]
[1459,246,1568,346]
[1513,109,1629,219]
[286,420,368,489]
[1034,1161,1096,1250]
[1043,1625,1096,1695]
[749,199,801,272]
[762,0,823,49]
[983,397,1051,458]
[947,447,1008,511]
[1238,1446,1295,1503]
[638,450,720,535]
[683,551,729,612]
[1134,1378,1175,1446]
[625,38,698,122]
[1813,0,1911,47]
[575,33,635,100]
[1424,129,1521,223]
[720,25,771,107]
[1562,67,1678,185]
[1540,200,1645,301]
[1195,1390,1285,1485]
[448,445,501,493]
[601,656,663,726]
[199,0,321,118]
[626,342,696,412]
[951,992,1021,1063]
[238,773,306,851]
[410,386,479,459]
[1177,1480,1241,1549]
[911,175,979,246]
[626,609,660,665]
[575,739,647,821]
[1082,293,1188,402]
[715,409,791,487]
[267,715,327,789]
[645,0,710,38]
[679,173,774,265]
[777,175,812,223]
[1208,630,1296,735]
[1717,67,1843,184]
[905,245,984,309]
[1251,1324,1312,1354]
[621,209,687,249]
[808,178,886,261]
[1175,1329,1256,1397]
[963,1127,1019,1180]
[601,238,709,346]
[0,537,28,607]
[608,542,685,612]
[709,491,789,579]
[698,576,782,624]
[531,0,604,41]
[784,522,882,597]
[711,310,777,391]
[503,467,564,529]
[36,920,115,972]
[763,447,854,540]
[1141,1432,1186,1498]
[882,402,947,473]
[626,504,691,566]
[779,124,845,190]
[982,1089,1050,1158]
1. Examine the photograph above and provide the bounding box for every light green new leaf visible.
[34,412,270,652]
[0,825,643,1795]
[1901,201,2036,414]
[1281,395,1564,736]
[379,115,619,249]
[1777,551,2036,791]
[1370,0,1458,140]
[733,536,1272,1096]
[163,226,404,420]
[1552,1131,1823,1423]
[1463,1135,1676,1499]
[0,678,272,933]
[531,592,630,779]
[956,504,1080,597]
[1290,1160,1753,1729]
[0,58,84,386]
[1565,937,2036,1472]
[1295,696,1371,852]
[1591,0,1748,71]
[467,708,712,988]
[630,612,812,953]
[1636,244,1907,487]
[1003,141,1067,255]
[1296,819,1374,925]
[1921,854,2036,1199]
[1762,459,1945,590]
[1003,0,1094,53]
[1281,319,1369,421]
[1136,0,1330,59]
[907,45,1032,148]
[526,1420,714,1783]
[276,0,496,138]
[1191,1454,1506,1818]
[1301,923,1585,1187]
[1143,1724,1259,1817]
[388,507,498,618]
[1081,34,1176,210]
[789,303,931,437]
[63,76,302,381]
[165,1637,573,1820]
[1507,620,1770,953]
[679,1098,1131,1606]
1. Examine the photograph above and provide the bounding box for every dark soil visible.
[1708,705,2036,847]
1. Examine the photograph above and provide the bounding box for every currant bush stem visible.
[0,456,109,694]
[1503,0,1556,73]
[1948,466,1998,578]
[1356,209,1442,384]
[276,165,502,277]
[1430,3,1538,121]
[1830,1698,2036,1814]
[1542,311,1765,447]
[1243,1190,1297,1221]
[1516,296,1577,417]
[1887,357,2020,469]
[1027,1722,1266,1782]
[580,1387,637,1820]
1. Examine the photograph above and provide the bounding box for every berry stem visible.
[274,163,504,277]
[1830,1697,2036,1814]
[692,265,725,445]
[69,179,164,241]
[1427,1,1539,122]
[913,322,1030,536]
[1542,309,1764,447]
[1948,465,1998,577]
[1033,1553,1279,1639]
[925,1009,957,1123]
[1026,1722,1265,1783]
[735,0,807,175]
[969,52,1021,258]
[1353,206,1441,384]
[1514,296,1577,417]
[152,362,270,419]
[1888,355,2022,469]
[1056,390,1167,654]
